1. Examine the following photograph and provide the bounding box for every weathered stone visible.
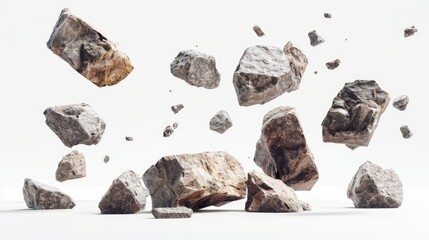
[400,125,412,139]
[47,9,133,87]
[347,161,403,208]
[324,13,332,18]
[254,106,319,191]
[99,170,149,214]
[392,95,409,111]
[326,59,341,70]
[44,103,106,148]
[163,125,174,137]
[172,122,178,129]
[245,171,304,212]
[171,104,184,114]
[209,110,233,134]
[253,25,265,37]
[23,179,75,210]
[55,150,86,182]
[125,136,133,141]
[300,201,311,211]
[152,207,193,219]
[170,50,220,89]
[308,30,325,46]
[233,44,308,106]
[322,80,390,149]
[143,151,246,210]
[103,155,110,163]
[404,26,418,38]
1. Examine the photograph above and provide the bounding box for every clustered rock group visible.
[22,9,414,218]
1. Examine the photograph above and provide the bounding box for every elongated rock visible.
[103,155,110,163]
[326,59,341,70]
[324,13,332,18]
[47,9,133,87]
[143,151,246,210]
[99,170,149,214]
[347,161,403,208]
[23,179,75,210]
[152,207,193,218]
[404,26,417,38]
[322,80,390,149]
[254,106,318,191]
[171,104,184,114]
[44,103,106,148]
[308,30,325,46]
[392,95,409,111]
[253,25,265,37]
[56,150,86,182]
[400,125,412,139]
[209,110,233,134]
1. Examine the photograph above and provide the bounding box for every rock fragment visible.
[404,26,418,38]
[300,201,311,211]
[326,59,341,70]
[308,30,325,46]
[172,122,178,129]
[347,161,403,208]
[23,179,75,210]
[400,125,412,139]
[47,9,133,87]
[125,136,133,141]
[209,110,233,134]
[392,95,409,111]
[171,104,184,114]
[152,207,193,219]
[44,103,106,148]
[103,155,110,163]
[314,71,318,74]
[163,125,174,137]
[55,150,86,182]
[253,25,265,37]
[324,13,332,18]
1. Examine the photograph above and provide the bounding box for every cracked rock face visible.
[44,103,106,148]
[170,50,220,89]
[326,59,341,70]
[254,106,318,191]
[23,179,75,210]
[47,9,133,87]
[233,44,308,106]
[393,95,409,111]
[400,125,412,139]
[404,26,417,37]
[209,110,233,134]
[253,25,265,37]
[308,30,325,46]
[322,80,390,149]
[56,150,86,182]
[99,170,149,214]
[143,151,246,210]
[171,104,184,114]
[347,161,403,208]
[152,207,193,218]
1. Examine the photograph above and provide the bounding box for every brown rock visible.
[253,25,265,37]
[55,150,86,182]
[152,207,193,218]
[326,59,341,70]
[23,179,75,210]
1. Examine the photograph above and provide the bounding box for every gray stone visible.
[347,161,403,208]
[55,150,86,182]
[23,178,75,210]
[400,125,413,139]
[300,201,311,211]
[404,26,418,38]
[99,170,149,214]
[152,207,193,218]
[171,104,184,114]
[103,155,110,163]
[47,9,133,87]
[324,13,332,18]
[393,95,409,111]
[326,59,341,70]
[172,122,178,129]
[44,103,106,148]
[308,30,325,46]
[125,136,133,141]
[209,110,233,134]
[163,125,174,137]
[253,25,265,37]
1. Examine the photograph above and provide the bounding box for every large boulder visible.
[23,179,75,210]
[56,150,86,182]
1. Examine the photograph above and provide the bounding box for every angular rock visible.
[324,13,332,18]
[400,125,413,139]
[300,201,311,211]
[170,50,220,89]
[404,26,417,38]
[253,25,265,37]
[347,161,403,208]
[152,207,193,219]
[254,106,319,191]
[44,103,106,148]
[233,44,308,106]
[103,155,110,163]
[172,122,178,129]
[99,170,149,214]
[171,104,184,114]
[326,59,341,70]
[209,110,233,134]
[23,179,75,210]
[143,151,246,210]
[47,9,133,87]
[308,30,325,46]
[322,80,390,149]
[245,171,304,212]
[55,150,86,182]
[125,136,133,141]
[163,125,174,137]
[392,95,409,111]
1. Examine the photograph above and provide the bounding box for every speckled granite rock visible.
[393,95,409,111]
[56,150,86,182]
[400,125,413,139]
[23,179,75,210]
[209,110,233,134]
[152,207,193,218]
[326,59,341,70]
[404,26,418,38]
[253,25,265,37]
[308,30,325,46]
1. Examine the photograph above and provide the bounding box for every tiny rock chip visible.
[392,95,409,111]
[103,155,110,163]
[253,25,265,37]
[172,122,178,129]
[152,207,193,219]
[55,150,86,182]
[400,125,413,139]
[300,201,312,211]
[209,110,233,134]
[125,136,133,141]
[46,9,133,87]
[314,71,318,74]
[347,161,403,208]
[23,178,75,210]
[163,125,174,137]
[326,59,341,70]
[171,104,184,114]
[404,26,418,38]
[308,30,325,46]
[324,13,332,18]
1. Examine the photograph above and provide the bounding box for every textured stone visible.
[171,104,184,114]
[170,50,220,89]
[300,201,311,211]
[143,151,246,210]
[326,59,341,70]
[103,155,110,163]
[253,25,265,37]
[125,136,133,141]
[404,26,417,38]
[23,179,75,210]
[347,161,403,208]
[254,106,318,191]
[400,125,412,139]
[47,9,133,87]
[324,13,332,18]
[209,110,233,134]
[233,44,308,106]
[44,103,106,148]
[322,80,390,149]
[99,170,149,214]
[308,30,325,46]
[163,125,174,137]
[152,207,193,219]
[392,95,409,111]
[55,150,86,182]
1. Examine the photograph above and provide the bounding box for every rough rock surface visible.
[143,151,246,210]
[170,50,220,89]
[44,103,106,148]
[99,170,149,214]
[245,171,304,212]
[125,136,133,141]
[209,110,233,134]
[253,25,265,37]
[400,125,412,139]
[233,44,308,106]
[171,104,184,114]
[55,150,86,182]
[254,106,319,191]
[392,95,409,111]
[23,179,75,210]
[103,155,110,163]
[347,161,403,208]
[404,26,418,38]
[326,59,341,70]
[308,30,325,46]
[322,80,390,149]
[324,13,332,18]
[47,9,133,87]
[163,125,174,137]
[152,207,193,218]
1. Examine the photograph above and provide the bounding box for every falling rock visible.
[44,103,106,148]
[103,155,110,163]
[324,13,332,18]
[172,122,178,129]
[392,95,409,111]
[322,80,390,149]
[143,151,246,210]
[55,150,86,182]
[163,125,174,137]
[308,30,325,46]
[171,104,184,114]
[23,178,75,210]
[245,171,303,212]
[233,44,308,106]
[404,26,417,38]
[125,136,133,141]
[400,125,412,139]
[254,106,319,191]
[152,207,193,219]
[253,25,265,37]
[326,59,341,70]
[47,9,133,87]
[347,161,403,208]
[300,201,311,211]
[99,170,149,214]
[209,110,233,134]
[170,50,220,89]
